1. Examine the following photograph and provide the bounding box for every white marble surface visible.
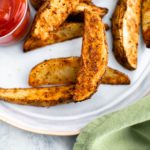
[0,121,76,150]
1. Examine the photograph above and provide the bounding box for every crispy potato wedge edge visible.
[112,0,141,70]
[24,23,83,51]
[142,0,150,48]
[24,22,109,51]
[28,0,79,40]
[102,67,130,85]
[73,10,108,101]
[31,0,92,10]
[0,85,74,107]
[24,2,108,52]
[29,57,130,86]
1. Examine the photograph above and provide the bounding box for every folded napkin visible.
[73,96,150,150]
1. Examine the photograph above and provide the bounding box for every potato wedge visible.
[30,0,91,10]
[112,0,141,70]
[29,57,80,86]
[74,3,108,16]
[29,57,130,86]
[24,22,109,51]
[0,85,74,107]
[142,0,150,48]
[24,2,108,52]
[73,10,108,101]
[102,67,130,85]
[29,0,79,40]
[24,23,83,51]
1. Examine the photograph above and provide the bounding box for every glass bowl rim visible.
[0,0,28,40]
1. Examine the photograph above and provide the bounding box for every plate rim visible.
[0,87,150,136]
[0,115,80,136]
[0,0,149,136]
[0,58,150,136]
[0,64,150,136]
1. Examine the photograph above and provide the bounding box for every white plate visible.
[0,0,150,136]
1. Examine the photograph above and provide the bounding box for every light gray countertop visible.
[0,121,76,150]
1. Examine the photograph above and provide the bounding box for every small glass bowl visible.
[0,0,31,46]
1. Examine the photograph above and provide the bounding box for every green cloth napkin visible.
[73,96,150,150]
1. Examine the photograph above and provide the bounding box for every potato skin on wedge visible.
[72,3,108,18]
[24,22,109,51]
[142,0,150,48]
[29,57,80,86]
[73,10,108,101]
[24,2,108,51]
[102,67,130,85]
[0,85,74,107]
[30,0,91,10]
[29,0,79,40]
[24,23,83,51]
[112,0,141,70]
[29,57,130,86]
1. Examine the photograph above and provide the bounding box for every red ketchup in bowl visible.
[0,0,30,45]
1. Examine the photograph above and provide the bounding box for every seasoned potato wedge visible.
[29,0,79,40]
[24,2,108,52]
[0,85,74,107]
[142,0,150,48]
[30,0,91,10]
[112,0,141,70]
[74,3,108,16]
[24,22,109,51]
[29,57,130,86]
[73,10,108,101]
[24,23,83,51]
[29,57,80,86]
[102,67,130,85]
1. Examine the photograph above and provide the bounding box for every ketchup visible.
[0,0,30,45]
